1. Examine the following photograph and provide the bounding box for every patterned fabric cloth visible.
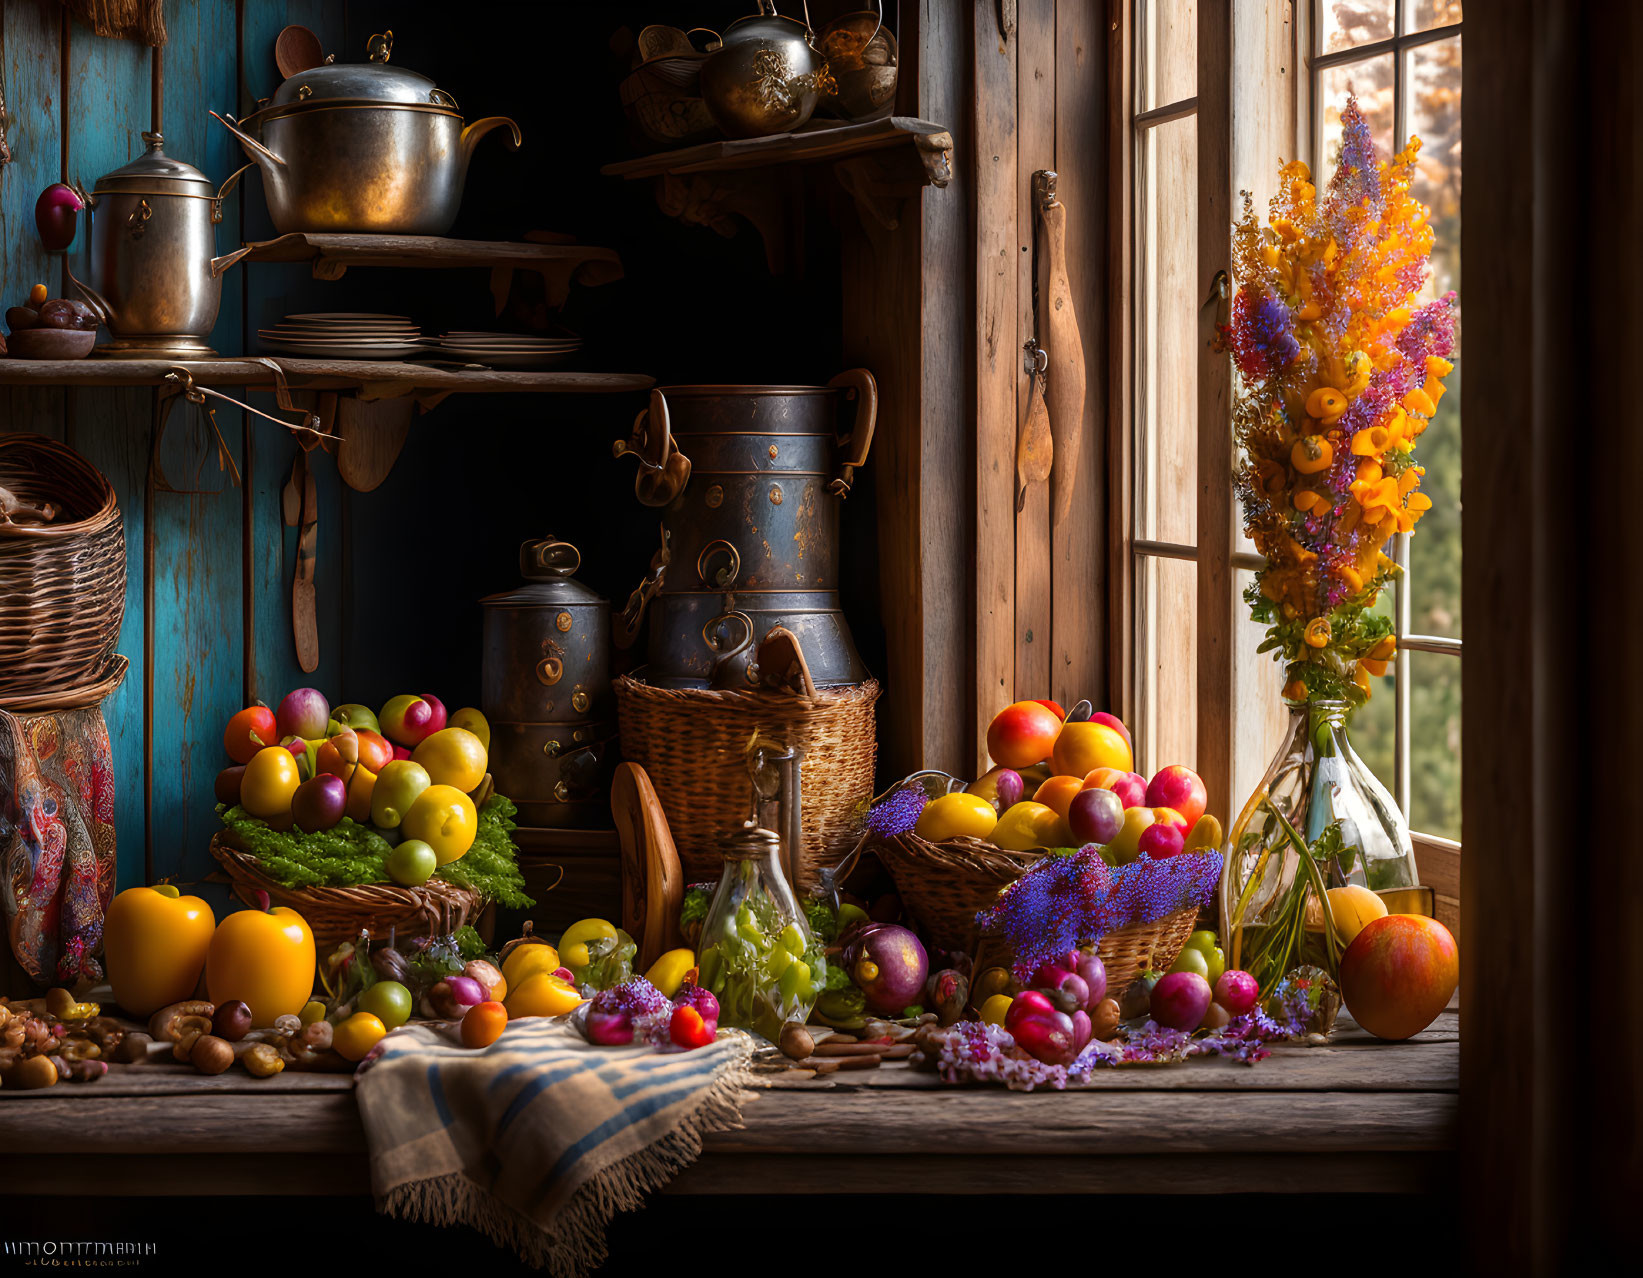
[0,704,117,985]
[357,1016,754,1276]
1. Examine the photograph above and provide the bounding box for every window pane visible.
[1232,568,1292,814]
[1319,0,1393,54]
[1405,36,1462,637]
[1319,55,1394,164]
[1404,0,1463,35]
[1408,651,1461,840]
[1135,554,1197,778]
[1136,113,1198,545]
[1139,0,1197,113]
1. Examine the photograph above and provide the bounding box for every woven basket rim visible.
[0,433,119,538]
[0,653,129,714]
[208,829,485,910]
[613,671,880,710]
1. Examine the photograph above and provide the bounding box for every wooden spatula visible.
[612,762,684,971]
[1035,170,1088,529]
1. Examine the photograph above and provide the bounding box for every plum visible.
[1150,971,1213,1032]
[214,765,245,806]
[276,687,330,741]
[1214,969,1260,1016]
[291,774,347,833]
[994,768,1025,811]
[843,923,928,1016]
[38,298,96,330]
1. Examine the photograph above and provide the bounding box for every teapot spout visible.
[459,116,522,173]
[209,111,285,170]
[62,261,113,326]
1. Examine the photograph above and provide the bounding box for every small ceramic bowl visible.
[6,327,98,360]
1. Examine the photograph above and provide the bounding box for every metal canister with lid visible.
[480,538,614,828]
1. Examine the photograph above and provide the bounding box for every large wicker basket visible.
[876,831,1198,989]
[613,674,879,891]
[209,831,484,956]
[0,434,126,700]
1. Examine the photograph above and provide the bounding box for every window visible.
[1311,1,1463,853]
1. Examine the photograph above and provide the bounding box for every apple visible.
[1145,765,1207,827]
[275,688,330,741]
[1067,785,1124,845]
[986,701,1064,769]
[1150,971,1214,1031]
[329,703,381,734]
[381,694,440,748]
[1136,822,1185,859]
[1050,722,1133,778]
[1214,969,1259,1015]
[371,759,431,829]
[1033,699,1067,718]
[318,728,392,779]
[1339,915,1459,1041]
[1087,767,1148,809]
[1151,806,1190,837]
[1089,712,1132,751]
[419,693,448,736]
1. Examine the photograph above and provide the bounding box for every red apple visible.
[1151,806,1190,837]
[986,701,1063,769]
[1089,712,1132,750]
[1136,822,1185,859]
[1086,767,1147,809]
[1034,699,1067,718]
[419,693,448,736]
[1339,915,1459,1041]
[1150,971,1213,1031]
[1146,765,1207,827]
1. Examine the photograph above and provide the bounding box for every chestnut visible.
[6,306,39,332]
[212,1000,253,1042]
[190,1034,235,1075]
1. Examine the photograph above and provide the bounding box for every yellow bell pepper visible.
[102,886,217,1017]
[206,898,316,1026]
[643,947,698,998]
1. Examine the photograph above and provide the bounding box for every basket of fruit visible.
[867,700,1221,984]
[209,687,534,956]
[612,673,879,891]
[0,432,125,703]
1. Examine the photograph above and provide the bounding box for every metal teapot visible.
[699,1,833,139]
[66,133,250,358]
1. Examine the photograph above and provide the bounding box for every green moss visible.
[217,794,532,908]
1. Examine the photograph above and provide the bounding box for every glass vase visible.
[696,824,827,1041]
[1220,698,1418,988]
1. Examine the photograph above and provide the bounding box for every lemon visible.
[411,727,489,792]
[913,792,999,842]
[504,972,585,1019]
[448,707,491,752]
[991,801,1070,851]
[400,784,478,863]
[980,994,1014,1027]
[502,942,562,990]
[644,947,696,997]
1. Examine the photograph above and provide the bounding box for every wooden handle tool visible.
[1035,170,1087,528]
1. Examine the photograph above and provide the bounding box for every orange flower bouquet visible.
[1229,98,1456,704]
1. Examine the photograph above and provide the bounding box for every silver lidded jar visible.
[69,133,244,358]
[212,30,520,235]
[480,538,614,829]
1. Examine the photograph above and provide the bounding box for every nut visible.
[110,1032,153,1064]
[57,1038,101,1063]
[298,1020,333,1053]
[64,1058,108,1083]
[150,1000,215,1043]
[173,1027,204,1063]
[778,1021,815,1060]
[241,1042,285,1078]
[212,1000,253,1043]
[273,1013,303,1037]
[190,1035,235,1075]
[1090,997,1122,1041]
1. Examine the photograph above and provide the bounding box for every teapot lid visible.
[92,133,214,196]
[267,31,460,112]
[479,538,607,609]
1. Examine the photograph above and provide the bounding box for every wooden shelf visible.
[0,358,652,394]
[603,117,954,271]
[602,116,953,183]
[235,233,625,305]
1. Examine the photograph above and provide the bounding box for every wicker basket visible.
[876,831,1198,989]
[613,674,879,891]
[0,434,126,700]
[209,831,484,956]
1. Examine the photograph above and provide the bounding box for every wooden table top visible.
[0,1010,1457,1198]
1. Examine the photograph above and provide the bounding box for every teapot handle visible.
[827,368,877,497]
[759,0,819,41]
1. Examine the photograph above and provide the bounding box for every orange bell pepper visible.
[102,886,217,1017]
[206,897,317,1026]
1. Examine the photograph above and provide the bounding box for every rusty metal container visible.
[480,538,614,828]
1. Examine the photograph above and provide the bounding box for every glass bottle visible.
[1221,698,1419,984]
[695,825,826,1041]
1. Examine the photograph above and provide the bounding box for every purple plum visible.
[1150,971,1214,1032]
[276,687,330,741]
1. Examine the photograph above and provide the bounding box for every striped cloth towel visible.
[356,1017,754,1275]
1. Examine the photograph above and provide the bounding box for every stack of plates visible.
[423,330,584,369]
[259,313,426,359]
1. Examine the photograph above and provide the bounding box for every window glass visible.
[1319,56,1394,161]
[1320,0,1393,54]
[1409,650,1461,839]
[1137,113,1199,545]
[1139,0,1197,112]
[1135,554,1197,777]
[1404,0,1463,35]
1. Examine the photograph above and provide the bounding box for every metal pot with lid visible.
[66,133,249,358]
[480,537,614,828]
[212,29,521,235]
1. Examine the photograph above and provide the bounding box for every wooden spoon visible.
[275,25,324,80]
[612,762,684,972]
